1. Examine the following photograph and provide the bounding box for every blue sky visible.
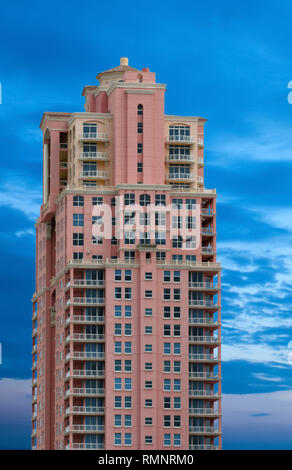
[0,0,292,450]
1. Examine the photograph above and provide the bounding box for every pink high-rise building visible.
[32,58,222,450]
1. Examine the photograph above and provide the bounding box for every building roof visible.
[96,57,140,79]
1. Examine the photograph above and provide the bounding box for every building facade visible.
[32,58,222,450]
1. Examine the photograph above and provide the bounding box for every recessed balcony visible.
[166,135,195,144]
[189,408,220,416]
[188,390,220,398]
[189,317,219,327]
[189,372,220,380]
[65,406,104,415]
[168,173,194,182]
[65,387,104,396]
[166,154,194,163]
[189,426,220,435]
[188,282,218,290]
[202,247,216,255]
[79,133,108,142]
[65,370,104,380]
[66,297,105,306]
[79,152,109,161]
[65,315,105,325]
[79,171,109,180]
[188,353,218,361]
[66,279,105,288]
[65,424,104,434]
[70,443,104,450]
[66,333,104,343]
[65,351,104,360]
[189,335,219,344]
[188,300,219,308]
[189,445,218,450]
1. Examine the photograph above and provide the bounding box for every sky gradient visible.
[0,0,292,450]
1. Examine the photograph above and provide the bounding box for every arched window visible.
[140,194,150,206]
[137,74,143,83]
[83,122,97,138]
[137,104,143,115]
[169,125,190,142]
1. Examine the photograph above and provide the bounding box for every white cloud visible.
[0,378,31,421]
[0,182,41,220]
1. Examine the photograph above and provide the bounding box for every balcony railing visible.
[189,426,218,433]
[67,279,105,288]
[66,351,104,360]
[79,133,108,141]
[188,282,216,289]
[66,333,104,342]
[189,336,219,343]
[66,297,105,306]
[188,390,220,398]
[65,406,104,415]
[188,317,219,326]
[188,354,218,361]
[71,443,104,450]
[66,424,104,433]
[168,173,194,181]
[202,208,214,216]
[197,138,204,146]
[65,370,104,379]
[79,152,109,160]
[202,247,215,254]
[167,154,194,162]
[188,300,218,308]
[189,408,219,416]
[166,135,195,144]
[65,316,105,324]
[189,445,218,450]
[65,387,104,396]
[79,171,109,179]
[189,372,219,380]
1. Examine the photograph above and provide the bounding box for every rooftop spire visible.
[120,57,129,66]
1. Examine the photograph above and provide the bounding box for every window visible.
[145,272,152,280]
[164,306,171,319]
[172,198,182,209]
[174,343,181,355]
[145,380,152,389]
[115,270,122,281]
[145,399,152,407]
[115,341,122,354]
[92,196,103,206]
[125,378,132,390]
[125,323,132,336]
[114,323,122,335]
[164,325,171,336]
[174,306,181,319]
[125,342,132,354]
[164,343,171,355]
[164,397,171,409]
[169,125,190,140]
[186,236,196,249]
[174,379,181,391]
[155,212,166,226]
[145,362,152,371]
[145,326,152,334]
[163,289,171,301]
[174,325,181,336]
[164,361,171,373]
[73,213,84,226]
[137,143,143,154]
[156,252,166,261]
[73,233,84,246]
[174,434,181,446]
[137,104,143,115]
[186,254,196,262]
[114,396,122,408]
[83,122,97,136]
[164,271,171,282]
[125,396,132,408]
[187,216,196,229]
[174,289,180,300]
[114,378,122,390]
[124,432,132,446]
[125,288,132,299]
[155,194,166,206]
[174,361,181,373]
[145,436,152,445]
[140,232,150,244]
[124,194,135,205]
[140,212,150,226]
[155,231,166,245]
[114,306,122,318]
[73,195,84,207]
[114,360,122,372]
[125,415,132,427]
[125,360,132,372]
[164,434,171,446]
[114,415,122,426]
[164,379,171,391]
[174,416,181,428]
[73,252,83,260]
[125,270,132,282]
[140,194,150,206]
[172,216,182,229]
[124,231,135,245]
[114,433,122,445]
[115,288,122,300]
[137,122,143,133]
[173,271,180,283]
[137,162,143,172]
[145,344,152,353]
[125,306,132,318]
[145,290,152,298]
[111,197,116,207]
[172,236,183,248]
[124,211,135,225]
[164,415,171,427]
[92,235,103,244]
[145,418,152,425]
[145,308,152,316]
[186,198,196,209]
[174,397,181,409]
[125,251,135,260]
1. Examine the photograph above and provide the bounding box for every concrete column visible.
[43,143,49,203]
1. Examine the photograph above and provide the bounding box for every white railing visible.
[188,300,218,308]
[68,279,104,287]
[67,333,104,342]
[168,173,194,181]
[66,370,104,379]
[198,157,204,164]
[79,152,108,160]
[188,390,220,397]
[71,443,104,450]
[189,445,218,450]
[189,408,219,415]
[65,316,105,324]
[202,247,214,253]
[167,154,194,162]
[156,260,220,268]
[66,351,104,360]
[167,135,195,143]
[189,372,219,379]
[189,426,217,433]
[66,406,104,414]
[80,133,108,141]
[188,354,217,361]
[197,138,204,146]
[189,317,218,326]
[171,187,216,194]
[68,388,104,395]
[79,171,109,179]
[68,424,104,432]
[69,258,137,267]
[188,282,216,289]
[202,208,214,215]
[67,297,105,305]
[189,336,219,343]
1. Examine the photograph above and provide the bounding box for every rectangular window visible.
[124,211,135,225]
[156,251,166,261]
[92,196,103,206]
[125,378,132,390]
[163,289,171,300]
[145,326,152,334]
[137,162,143,173]
[114,378,122,390]
[115,341,122,354]
[174,397,181,409]
[164,379,171,391]
[124,194,135,205]
[145,290,152,298]
[73,233,84,246]
[145,417,152,425]
[186,198,196,209]
[114,323,122,335]
[164,434,171,446]
[155,212,166,226]
[114,306,122,318]
[164,325,171,336]
[174,343,181,355]
[145,272,152,280]
[114,360,122,372]
[92,235,103,244]
[164,306,171,319]
[174,434,181,446]
[125,270,132,281]
[173,271,180,283]
[145,436,152,445]
[164,343,171,355]
[155,231,166,245]
[124,360,132,372]
[172,198,182,209]
[125,341,132,354]
[174,289,180,300]
[114,396,122,408]
[174,416,181,428]
[174,361,181,373]
[164,361,171,373]
[124,396,132,409]
[114,414,122,426]
[115,269,122,281]
[145,344,152,353]
[137,122,143,133]
[145,380,152,389]
[145,399,152,407]
[125,415,132,427]
[124,323,132,335]
[115,288,122,300]
[164,271,171,282]
[73,213,84,226]
[137,143,143,154]
[73,252,83,260]
[155,194,166,206]
[145,362,152,371]
[73,195,84,207]
[164,415,171,427]
[174,306,181,319]
[125,433,132,446]
[114,433,122,445]
[187,216,196,229]
[164,397,171,409]
[125,306,132,318]
[174,379,181,391]
[125,288,132,299]
[145,308,152,316]
[174,325,181,336]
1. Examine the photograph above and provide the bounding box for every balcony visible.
[188,282,217,290]
[201,208,214,216]
[66,333,104,343]
[168,173,194,182]
[198,176,204,184]
[65,387,104,396]
[65,315,105,325]
[65,370,104,379]
[197,138,204,146]
[79,133,108,142]
[202,247,215,255]
[189,445,218,450]
[189,335,219,344]
[189,408,220,416]
[188,354,218,361]
[166,135,195,144]
[189,372,220,380]
[188,390,220,398]
[65,406,104,415]
[79,152,109,161]
[167,154,194,163]
[65,424,104,433]
[79,171,109,180]
[189,426,219,434]
[66,351,104,360]
[67,279,105,288]
[70,443,104,450]
[198,157,204,166]
[66,297,105,306]
[202,227,215,236]
[188,300,219,308]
